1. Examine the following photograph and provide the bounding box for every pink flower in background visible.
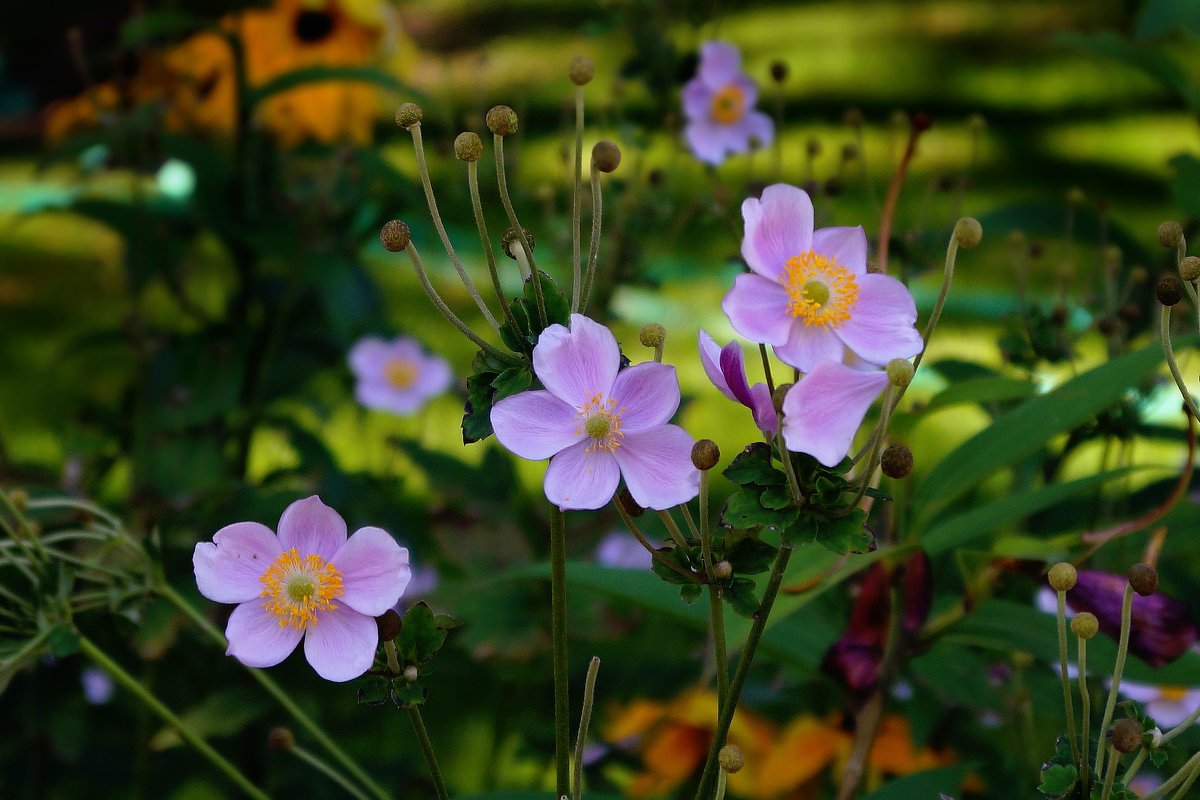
[682,42,774,165]
[491,314,699,511]
[194,496,411,682]
[1117,681,1200,728]
[348,336,452,415]
[781,360,888,467]
[595,530,653,570]
[722,184,923,372]
[698,330,777,437]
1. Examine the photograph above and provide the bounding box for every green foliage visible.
[1037,763,1078,799]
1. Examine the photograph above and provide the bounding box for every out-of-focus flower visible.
[1129,773,1164,797]
[781,360,887,467]
[491,314,700,511]
[682,42,773,165]
[81,667,115,705]
[868,715,956,778]
[754,715,849,797]
[44,84,121,143]
[193,496,411,682]
[723,184,923,372]
[698,330,777,437]
[1068,570,1198,667]
[595,530,653,570]
[348,336,452,415]
[1118,681,1200,727]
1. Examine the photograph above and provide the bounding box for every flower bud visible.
[1047,562,1077,592]
[841,142,859,161]
[1049,304,1069,326]
[805,137,822,158]
[1149,727,1164,749]
[953,217,983,249]
[886,359,914,388]
[454,132,483,162]
[1130,266,1149,284]
[380,220,411,252]
[1127,562,1158,596]
[843,108,864,128]
[376,609,402,642]
[1158,221,1183,248]
[880,444,913,479]
[1097,316,1117,336]
[691,439,720,471]
[1111,718,1142,754]
[1071,612,1099,640]
[1118,303,1142,325]
[568,56,594,86]
[772,383,793,414]
[1180,256,1200,282]
[394,102,423,129]
[713,561,733,580]
[267,727,295,753]
[501,226,535,259]
[824,176,843,198]
[617,487,643,518]
[1066,187,1086,207]
[718,744,744,773]
[967,113,987,132]
[769,60,789,84]
[911,112,932,133]
[1156,273,1184,306]
[7,489,27,511]
[486,105,519,136]
[403,665,419,682]
[592,140,622,173]
[639,323,666,348]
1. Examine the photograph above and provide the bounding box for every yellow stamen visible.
[1160,686,1189,702]
[260,548,344,630]
[782,250,859,327]
[385,358,418,389]
[710,84,745,125]
[576,393,625,454]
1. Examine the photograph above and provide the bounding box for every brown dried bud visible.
[1111,718,1143,754]
[501,226,534,259]
[267,727,295,753]
[617,487,643,518]
[394,102,423,129]
[1127,562,1159,596]
[843,108,864,128]
[691,439,720,471]
[1156,273,1184,306]
[1047,562,1077,592]
[1097,316,1118,336]
[911,112,932,133]
[592,140,622,173]
[568,56,594,86]
[380,220,411,252]
[1180,256,1200,282]
[376,609,402,642]
[454,132,483,162]
[1158,221,1183,248]
[1049,304,1069,326]
[770,60,789,84]
[718,744,745,773]
[1071,612,1099,640]
[805,137,822,158]
[880,444,913,479]
[639,322,666,348]
[824,176,843,198]
[954,217,983,249]
[1118,303,1142,325]
[841,142,859,161]
[486,105,519,136]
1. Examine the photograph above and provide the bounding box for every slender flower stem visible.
[468,160,520,334]
[157,584,391,800]
[409,123,499,331]
[494,134,548,327]
[775,433,804,503]
[1143,752,1200,800]
[1162,701,1200,743]
[572,656,600,800]
[384,640,402,676]
[697,471,729,709]
[758,344,776,395]
[1122,748,1148,785]
[1095,584,1133,775]
[1055,591,1080,766]
[911,232,960,375]
[1079,635,1092,800]
[874,121,927,273]
[715,768,729,800]
[1099,744,1120,800]
[1160,305,1200,419]
[549,504,571,797]
[580,160,605,313]
[570,86,585,312]
[1168,759,1200,799]
[692,544,794,800]
[408,705,449,800]
[658,509,690,552]
[614,500,699,583]
[78,635,269,800]
[291,744,371,800]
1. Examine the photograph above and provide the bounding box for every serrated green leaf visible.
[46,625,80,658]
[722,443,786,487]
[397,602,448,665]
[721,489,800,530]
[1038,763,1078,797]
[650,547,698,586]
[392,681,427,707]
[463,371,498,444]
[725,578,760,618]
[492,365,533,403]
[723,538,779,576]
[679,583,702,605]
[759,485,794,510]
[816,509,873,554]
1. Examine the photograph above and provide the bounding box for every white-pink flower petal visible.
[225,601,303,668]
[304,607,379,682]
[611,362,680,434]
[277,496,347,561]
[492,390,585,460]
[533,314,621,407]
[722,273,795,346]
[772,323,845,373]
[782,361,889,467]
[613,425,700,510]
[544,440,621,510]
[741,184,814,279]
[834,273,924,366]
[193,522,281,604]
[812,226,869,276]
[333,527,412,617]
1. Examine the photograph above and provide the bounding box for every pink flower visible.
[193,496,411,682]
[1117,681,1200,727]
[348,336,452,415]
[698,330,777,437]
[722,184,923,372]
[781,360,888,467]
[682,42,774,165]
[490,314,700,511]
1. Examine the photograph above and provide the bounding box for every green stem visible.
[657,509,690,552]
[291,744,371,800]
[1099,744,1119,800]
[570,86,585,312]
[1122,748,1148,785]
[494,134,547,327]
[1079,635,1092,800]
[613,500,699,583]
[408,705,449,800]
[572,656,600,800]
[1160,305,1200,418]
[468,160,520,334]
[757,344,776,395]
[78,635,269,800]
[1143,752,1200,800]
[1162,701,1200,744]
[550,504,571,797]
[1095,584,1133,775]
[1055,591,1080,767]
[698,471,729,709]
[580,159,604,313]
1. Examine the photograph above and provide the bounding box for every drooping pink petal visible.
[772,322,844,373]
[682,79,712,120]
[741,184,814,279]
[611,362,680,434]
[225,601,303,668]
[613,425,700,510]
[699,330,738,402]
[332,527,412,616]
[717,339,756,407]
[782,361,888,467]
[303,606,379,682]
[834,273,924,366]
[699,41,742,89]
[533,314,620,407]
[491,389,585,460]
[544,440,621,510]
[194,522,281,604]
[813,225,869,276]
[277,496,347,561]
[722,273,794,346]
[748,382,779,437]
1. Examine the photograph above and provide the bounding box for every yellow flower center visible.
[1160,686,1189,702]
[710,84,745,125]
[260,548,344,630]
[782,251,859,328]
[385,358,418,389]
[576,393,625,454]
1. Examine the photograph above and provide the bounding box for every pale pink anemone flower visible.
[781,360,889,467]
[722,184,923,373]
[194,496,411,682]
[682,42,774,166]
[1117,680,1200,728]
[348,336,452,415]
[698,330,777,437]
[490,314,700,511]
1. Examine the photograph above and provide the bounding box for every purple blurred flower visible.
[595,530,653,570]
[348,336,452,415]
[698,330,777,437]
[491,314,700,511]
[682,42,774,165]
[1118,680,1200,727]
[193,496,411,682]
[722,184,923,372]
[81,667,114,705]
[781,360,889,467]
[1068,570,1198,667]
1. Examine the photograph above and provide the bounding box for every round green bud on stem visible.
[886,359,914,388]
[880,444,913,479]
[568,56,594,86]
[718,744,745,773]
[1156,273,1184,306]
[268,727,295,753]
[713,561,733,580]
[1071,612,1099,640]
[394,102,423,129]
[592,140,622,173]
[1047,562,1077,592]
[403,665,419,683]
[454,131,483,162]
[376,609,402,642]
[772,383,793,414]
[486,104,519,136]
[954,217,983,249]
[639,322,666,349]
[617,487,643,518]
[1180,255,1200,282]
[1127,562,1159,596]
[501,226,535,259]
[1158,221,1184,248]
[1111,718,1143,754]
[380,220,411,252]
[770,60,789,84]
[691,439,720,471]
